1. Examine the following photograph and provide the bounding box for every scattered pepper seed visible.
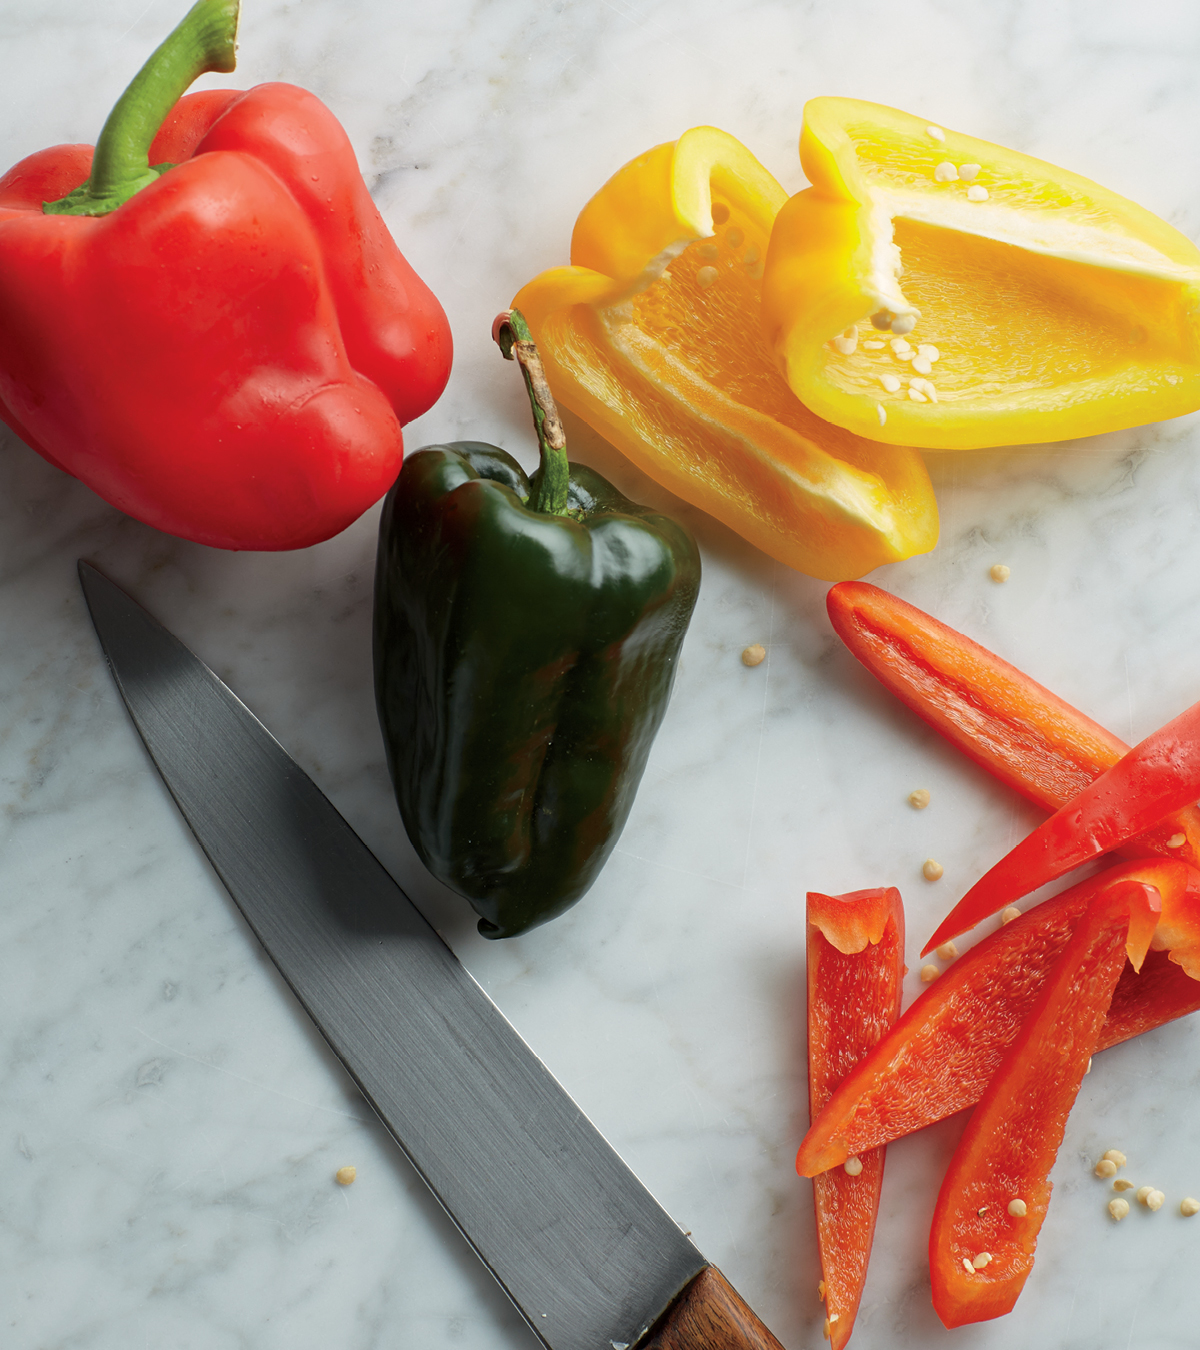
[920,963,941,983]
[1113,1179,1135,1192]
[1000,906,1021,924]
[876,403,887,426]
[959,163,981,181]
[923,859,944,881]
[889,337,913,356]
[1007,1198,1027,1217]
[1167,833,1187,848]
[844,1156,864,1176]
[863,339,885,349]
[972,1252,992,1269]
[1109,1197,1131,1220]
[962,1257,974,1274]
[335,1166,357,1185]
[911,355,934,375]
[977,1206,989,1216]
[1102,1150,1127,1167]
[936,941,959,962]
[741,643,766,667]
[966,185,989,202]
[990,564,1011,583]
[1145,1189,1166,1211]
[908,788,931,809]
[698,242,719,260]
[880,373,902,393]
[908,387,928,403]
[916,344,940,363]
[927,126,946,142]
[1136,1185,1154,1204]
[1181,1197,1200,1216]
[909,376,938,402]
[1084,1056,1092,1074]
[890,313,916,336]
[1095,1159,1118,1179]
[933,161,959,182]
[725,226,745,248]
[696,266,719,289]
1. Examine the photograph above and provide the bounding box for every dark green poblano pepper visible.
[373,310,700,938]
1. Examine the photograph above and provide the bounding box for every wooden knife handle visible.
[638,1265,786,1350]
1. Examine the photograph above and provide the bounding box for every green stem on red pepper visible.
[493,308,572,516]
[45,0,240,217]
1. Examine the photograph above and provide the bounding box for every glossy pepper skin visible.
[512,127,938,582]
[796,857,1200,1179]
[929,695,1200,954]
[929,879,1159,1326]
[806,888,905,1350]
[374,313,700,938]
[827,582,1200,872]
[763,98,1200,451]
[0,0,451,551]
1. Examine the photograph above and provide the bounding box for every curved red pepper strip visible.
[929,879,1159,1327]
[925,700,1200,954]
[825,581,1200,870]
[796,858,1200,1178]
[807,888,905,1349]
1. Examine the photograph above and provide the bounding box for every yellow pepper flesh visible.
[514,126,939,581]
[762,97,1200,452]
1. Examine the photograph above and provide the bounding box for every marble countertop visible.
[5,0,1200,1346]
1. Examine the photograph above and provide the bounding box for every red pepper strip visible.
[928,878,1159,1327]
[796,858,1200,1178]
[825,581,1200,869]
[926,700,1200,954]
[807,888,905,1349]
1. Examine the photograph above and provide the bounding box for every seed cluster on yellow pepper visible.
[513,126,939,582]
[515,99,1200,579]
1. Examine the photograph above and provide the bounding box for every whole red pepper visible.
[0,0,451,550]
[806,888,905,1348]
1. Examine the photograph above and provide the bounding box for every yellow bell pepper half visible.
[763,97,1200,452]
[513,127,938,581]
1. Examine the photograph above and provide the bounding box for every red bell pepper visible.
[825,581,1200,870]
[928,698,1200,953]
[796,857,1200,1178]
[0,0,451,551]
[928,878,1159,1327]
[806,888,905,1349]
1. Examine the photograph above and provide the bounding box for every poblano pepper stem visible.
[493,308,571,516]
[44,0,240,218]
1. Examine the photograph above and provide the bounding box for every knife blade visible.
[78,561,784,1350]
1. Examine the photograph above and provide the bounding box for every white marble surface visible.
[4,0,1200,1346]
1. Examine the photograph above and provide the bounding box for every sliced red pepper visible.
[807,888,905,1349]
[825,581,1200,870]
[796,858,1200,1178]
[926,700,1200,953]
[928,878,1159,1326]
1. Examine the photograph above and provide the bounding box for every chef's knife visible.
[79,562,785,1350]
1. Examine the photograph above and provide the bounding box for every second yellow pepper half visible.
[513,127,938,582]
[762,98,1200,451]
